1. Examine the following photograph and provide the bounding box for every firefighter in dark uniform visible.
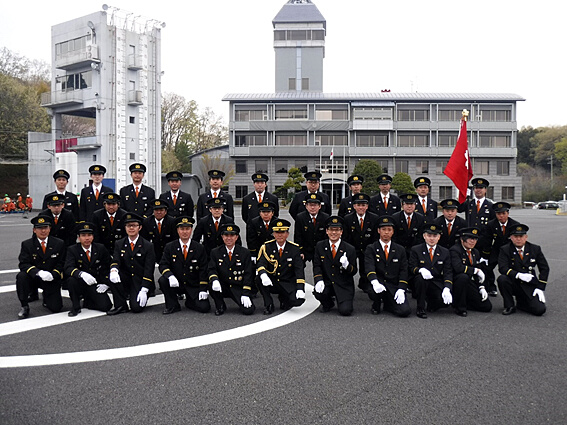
[246,200,278,262]
[241,173,279,224]
[158,216,210,315]
[42,169,80,221]
[414,176,438,222]
[460,178,495,228]
[289,171,332,220]
[338,174,364,218]
[64,222,113,317]
[208,224,255,316]
[15,215,66,319]
[364,216,412,317]
[343,193,379,292]
[107,213,155,315]
[79,165,114,222]
[141,199,176,263]
[196,169,234,220]
[159,171,195,219]
[40,194,77,246]
[433,199,468,249]
[119,163,155,217]
[257,219,306,314]
[192,198,236,259]
[392,193,426,259]
[294,192,329,263]
[312,216,358,316]
[449,227,492,317]
[479,201,520,297]
[370,174,401,217]
[92,193,127,256]
[497,224,549,316]
[409,224,453,319]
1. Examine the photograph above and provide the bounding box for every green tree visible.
[391,172,415,196]
[554,138,567,175]
[517,126,539,165]
[274,167,305,204]
[351,159,383,196]
[199,154,234,188]
[532,126,567,171]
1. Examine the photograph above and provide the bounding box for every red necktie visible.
[384,244,389,261]
[173,194,177,205]
[502,224,506,235]
[312,216,316,226]
[447,222,452,235]
[109,216,114,227]
[41,240,46,253]
[265,222,270,231]
[476,200,481,212]
[422,199,427,213]
[360,218,364,230]
[518,249,523,259]
[183,244,188,259]
[383,197,388,210]
[158,221,162,234]
[228,251,232,261]
[429,247,434,261]
[135,186,139,198]
[332,244,337,259]
[95,188,99,200]
[86,249,91,261]
[279,248,283,258]
[54,215,58,225]
[466,249,473,265]
[213,192,217,198]
[130,242,135,251]
[407,216,411,230]
[258,193,262,203]
[215,221,219,232]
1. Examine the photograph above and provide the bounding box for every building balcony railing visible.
[127,54,144,70]
[128,90,143,105]
[41,91,84,108]
[55,45,100,71]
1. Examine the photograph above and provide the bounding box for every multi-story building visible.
[195,0,524,205]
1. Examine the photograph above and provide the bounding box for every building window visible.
[275,160,288,174]
[129,116,135,124]
[397,109,430,121]
[353,108,393,120]
[438,134,458,147]
[480,110,511,122]
[288,78,296,91]
[436,160,448,174]
[356,134,388,147]
[275,109,308,120]
[438,110,463,121]
[394,160,409,174]
[55,34,91,60]
[474,160,489,175]
[275,134,307,146]
[479,135,511,148]
[439,186,453,199]
[376,159,388,174]
[316,160,347,174]
[129,153,135,160]
[255,160,268,173]
[235,185,248,199]
[316,134,348,146]
[502,186,515,200]
[497,161,510,176]
[487,187,494,200]
[301,78,309,90]
[235,110,265,121]
[315,110,348,120]
[295,161,308,173]
[235,134,267,147]
[398,134,429,147]
[235,160,247,174]
[57,71,92,92]
[274,29,325,41]
[416,160,429,174]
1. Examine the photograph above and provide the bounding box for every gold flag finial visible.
[462,109,469,121]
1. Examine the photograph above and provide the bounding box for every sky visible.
[1,0,565,129]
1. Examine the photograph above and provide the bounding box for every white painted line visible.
[0,284,16,293]
[0,288,319,368]
[0,269,19,275]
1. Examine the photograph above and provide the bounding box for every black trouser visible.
[210,283,255,315]
[158,276,210,313]
[66,276,112,312]
[107,277,148,313]
[452,274,492,313]
[356,251,369,292]
[16,272,62,313]
[414,276,447,311]
[314,283,354,316]
[258,279,305,310]
[497,275,546,316]
[368,287,411,317]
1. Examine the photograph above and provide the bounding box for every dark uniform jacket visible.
[416,196,438,222]
[159,239,208,289]
[409,243,453,290]
[293,211,330,261]
[343,211,379,254]
[337,194,355,218]
[241,191,279,224]
[42,191,80,221]
[92,207,128,256]
[246,216,278,260]
[196,190,234,221]
[460,197,495,228]
[192,214,237,255]
[119,184,155,217]
[80,184,114,222]
[141,215,177,263]
[369,194,401,217]
[39,208,77,246]
[289,191,331,220]
[159,190,194,218]
[480,217,520,263]
[111,236,155,289]
[498,241,549,291]
[18,236,66,281]
[313,240,357,294]
[208,244,254,296]
[433,215,468,249]
[392,211,426,255]
[64,242,111,282]
[449,243,483,284]
[257,240,305,292]
[364,240,409,293]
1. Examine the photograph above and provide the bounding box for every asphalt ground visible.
[1,208,566,424]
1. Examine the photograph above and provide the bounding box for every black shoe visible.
[488,290,498,297]
[263,304,275,315]
[68,309,81,317]
[214,308,225,316]
[18,306,30,319]
[502,306,517,315]
[455,310,467,317]
[107,305,129,316]
[320,305,332,313]
[162,305,181,315]
[371,304,381,315]
[27,293,39,302]
[416,308,428,319]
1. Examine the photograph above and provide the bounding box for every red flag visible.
[444,117,473,203]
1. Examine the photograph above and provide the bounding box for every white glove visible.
[96,283,109,294]
[251,257,256,264]
[419,268,434,280]
[241,295,252,308]
[479,258,489,266]
[479,286,488,301]
[533,288,546,303]
[109,269,121,283]
[394,289,405,305]
[339,252,349,269]
[38,270,54,281]
[296,290,306,299]
[137,287,149,307]
[314,281,325,293]
[211,279,222,292]
[199,291,209,300]
[371,279,386,294]
[517,273,533,283]
[474,268,485,284]
[168,275,180,288]
[260,273,273,287]
[80,272,97,285]
[442,287,452,305]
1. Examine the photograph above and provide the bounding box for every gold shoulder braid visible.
[258,244,278,275]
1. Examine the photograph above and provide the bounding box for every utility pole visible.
[549,155,554,188]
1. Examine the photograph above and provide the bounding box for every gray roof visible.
[273,0,326,27]
[223,92,525,102]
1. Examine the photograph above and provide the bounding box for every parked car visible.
[537,201,559,209]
